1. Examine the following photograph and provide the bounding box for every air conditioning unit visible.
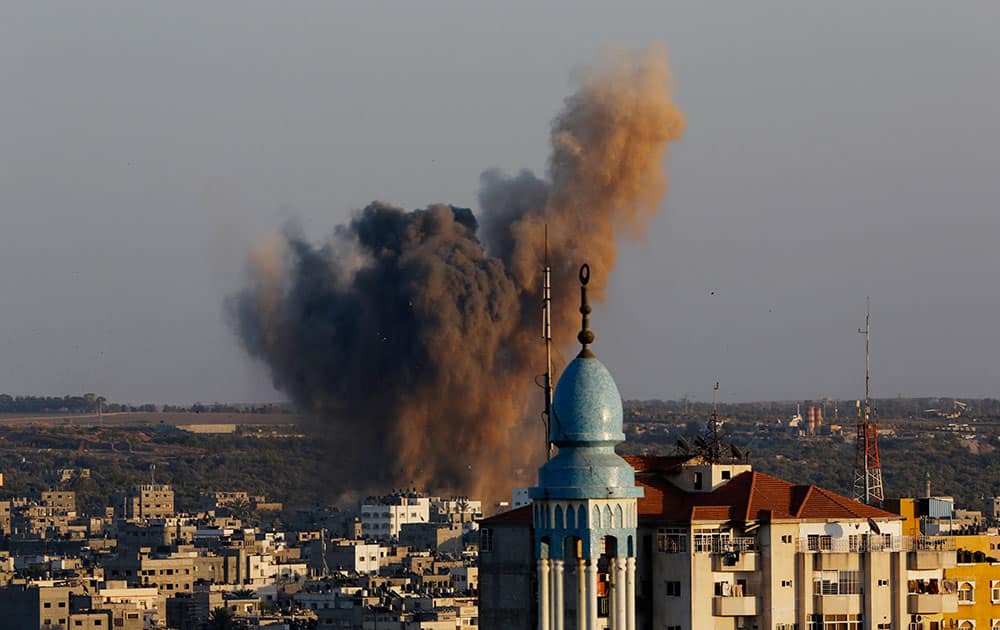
[913,615,924,622]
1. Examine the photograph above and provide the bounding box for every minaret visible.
[529,264,643,630]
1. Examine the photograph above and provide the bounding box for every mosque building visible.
[479,266,955,630]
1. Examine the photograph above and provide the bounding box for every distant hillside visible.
[622,398,1000,509]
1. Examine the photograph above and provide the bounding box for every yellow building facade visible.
[942,534,1000,630]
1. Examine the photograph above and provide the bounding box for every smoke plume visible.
[228,45,684,502]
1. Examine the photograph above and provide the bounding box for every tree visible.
[206,607,236,630]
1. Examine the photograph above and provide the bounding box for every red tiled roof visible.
[636,470,898,523]
[479,466,898,527]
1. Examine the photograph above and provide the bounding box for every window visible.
[781,535,793,543]
[878,579,888,586]
[693,528,730,553]
[721,470,731,480]
[807,534,832,551]
[808,614,862,629]
[782,580,793,587]
[814,571,862,595]
[665,581,681,597]
[959,581,975,604]
[992,580,1000,603]
[657,528,687,553]
[693,472,703,490]
[480,528,493,552]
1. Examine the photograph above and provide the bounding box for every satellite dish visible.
[676,437,692,453]
[694,436,709,450]
[867,517,882,536]
[730,444,745,460]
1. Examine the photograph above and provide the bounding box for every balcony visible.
[813,594,862,615]
[713,595,758,616]
[904,537,957,570]
[712,551,759,572]
[796,535,902,554]
[815,553,860,571]
[907,550,957,570]
[907,593,959,614]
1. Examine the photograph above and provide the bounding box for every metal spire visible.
[709,381,721,463]
[541,226,555,461]
[577,263,594,358]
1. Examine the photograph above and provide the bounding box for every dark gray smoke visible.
[228,45,685,501]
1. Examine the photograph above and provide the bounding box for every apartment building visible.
[310,539,380,575]
[362,493,431,540]
[120,484,175,520]
[41,491,76,513]
[0,584,74,629]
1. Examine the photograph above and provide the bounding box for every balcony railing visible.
[796,535,902,553]
[902,536,957,552]
[695,537,758,554]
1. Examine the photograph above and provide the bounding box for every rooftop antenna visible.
[852,296,884,506]
[540,226,555,461]
[709,382,721,463]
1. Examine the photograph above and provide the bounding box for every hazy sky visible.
[2,2,998,404]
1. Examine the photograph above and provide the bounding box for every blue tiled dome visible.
[550,356,624,445]
[530,354,642,501]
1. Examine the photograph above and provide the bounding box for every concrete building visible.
[40,491,76,513]
[0,584,74,629]
[400,522,465,555]
[121,484,175,520]
[0,499,11,534]
[310,540,381,575]
[361,493,431,540]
